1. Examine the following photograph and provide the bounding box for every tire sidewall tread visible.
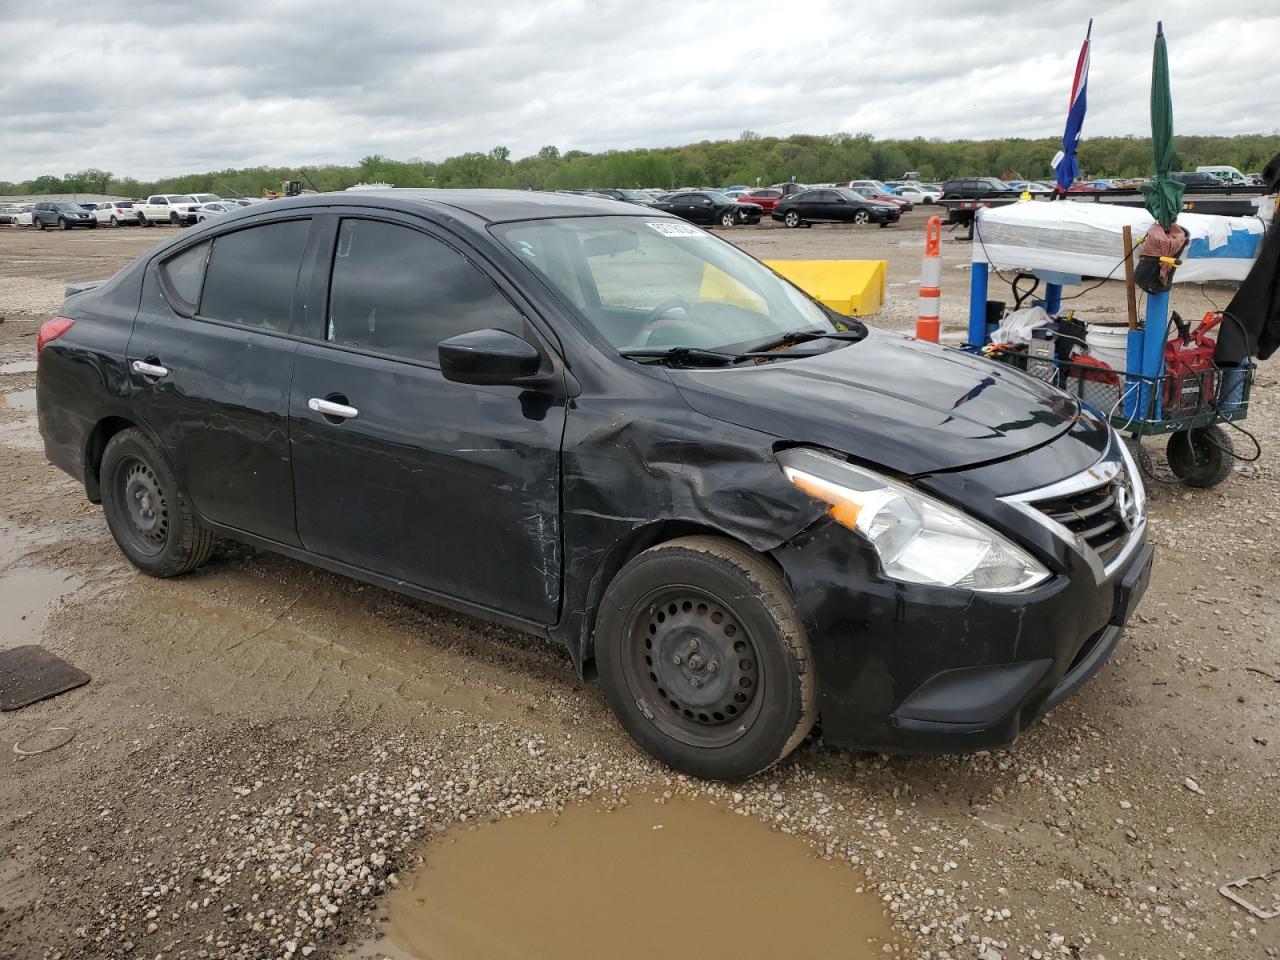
[100,428,214,577]
[595,535,815,780]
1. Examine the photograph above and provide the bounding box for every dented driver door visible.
[287,213,566,623]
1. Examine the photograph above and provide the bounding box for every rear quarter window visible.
[159,242,211,312]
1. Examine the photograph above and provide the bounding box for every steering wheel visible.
[638,298,696,345]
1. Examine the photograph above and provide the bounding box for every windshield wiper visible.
[742,324,868,354]
[620,347,740,367]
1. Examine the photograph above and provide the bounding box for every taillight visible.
[38,317,74,355]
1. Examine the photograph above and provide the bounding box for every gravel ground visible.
[0,215,1277,960]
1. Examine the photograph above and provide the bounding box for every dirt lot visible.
[1,214,1278,960]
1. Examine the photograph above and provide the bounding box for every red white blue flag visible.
[1052,20,1092,193]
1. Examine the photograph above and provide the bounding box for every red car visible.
[740,188,783,213]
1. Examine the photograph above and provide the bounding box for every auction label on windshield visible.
[646,222,707,238]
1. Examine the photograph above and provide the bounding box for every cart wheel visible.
[1167,425,1234,488]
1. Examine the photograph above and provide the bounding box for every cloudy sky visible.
[4,0,1277,182]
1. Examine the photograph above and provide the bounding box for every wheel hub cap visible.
[640,596,758,727]
[124,462,168,544]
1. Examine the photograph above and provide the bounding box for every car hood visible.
[670,328,1094,475]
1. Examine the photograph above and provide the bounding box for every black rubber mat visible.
[0,645,90,711]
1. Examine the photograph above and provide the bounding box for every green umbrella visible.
[1141,21,1183,229]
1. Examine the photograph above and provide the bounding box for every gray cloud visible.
[3,0,1277,181]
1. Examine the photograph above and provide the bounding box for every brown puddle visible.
[355,796,897,960]
[0,566,82,649]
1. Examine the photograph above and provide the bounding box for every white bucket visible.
[1085,324,1129,373]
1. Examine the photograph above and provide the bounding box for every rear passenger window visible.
[160,241,210,311]
[199,220,311,332]
[326,219,523,364]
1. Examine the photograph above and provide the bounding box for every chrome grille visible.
[1029,469,1137,567]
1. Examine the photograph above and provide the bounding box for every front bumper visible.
[776,521,1152,752]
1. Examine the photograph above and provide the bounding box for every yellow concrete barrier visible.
[762,259,886,317]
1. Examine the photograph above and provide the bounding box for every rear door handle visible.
[308,397,359,420]
[131,360,169,378]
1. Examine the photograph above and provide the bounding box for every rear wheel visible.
[138,214,150,227]
[1167,425,1234,487]
[169,212,180,225]
[783,210,801,228]
[595,536,816,781]
[100,428,215,577]
[853,209,870,225]
[110,215,119,227]
[35,217,46,231]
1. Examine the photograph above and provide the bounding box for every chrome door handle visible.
[131,360,169,378]
[308,397,359,420]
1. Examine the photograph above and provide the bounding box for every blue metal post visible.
[968,261,989,345]
[1127,291,1169,421]
[1124,328,1145,420]
[1044,282,1062,315]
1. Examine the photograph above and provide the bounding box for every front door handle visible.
[308,397,359,420]
[131,360,169,378]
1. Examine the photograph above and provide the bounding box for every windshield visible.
[55,203,83,211]
[191,194,217,202]
[494,215,839,354]
[169,195,196,203]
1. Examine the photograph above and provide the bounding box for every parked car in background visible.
[773,188,900,228]
[0,204,20,224]
[193,202,239,222]
[1069,180,1114,192]
[1005,180,1054,195]
[134,194,201,226]
[189,193,222,206]
[894,184,941,204]
[651,190,763,227]
[740,188,783,213]
[840,184,913,212]
[592,189,659,206]
[32,200,98,230]
[13,205,34,227]
[1170,172,1223,188]
[941,178,1013,200]
[92,200,137,226]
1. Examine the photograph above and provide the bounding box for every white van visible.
[1196,166,1249,186]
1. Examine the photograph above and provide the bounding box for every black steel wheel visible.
[100,428,215,577]
[1167,425,1234,488]
[783,210,801,228]
[853,209,870,225]
[596,536,816,781]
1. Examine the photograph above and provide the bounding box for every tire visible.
[720,210,736,228]
[198,216,206,223]
[35,217,46,231]
[138,214,151,227]
[110,215,119,227]
[88,222,97,229]
[595,535,816,781]
[783,210,801,228]
[169,212,180,225]
[1167,425,1234,488]
[853,209,870,225]
[58,217,70,231]
[100,428,215,578]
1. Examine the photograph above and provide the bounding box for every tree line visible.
[5,132,1278,198]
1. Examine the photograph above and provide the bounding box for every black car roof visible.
[262,188,647,224]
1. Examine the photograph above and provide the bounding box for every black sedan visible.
[772,188,900,228]
[651,190,762,227]
[36,189,1151,781]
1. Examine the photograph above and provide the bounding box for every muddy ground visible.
[1,214,1278,960]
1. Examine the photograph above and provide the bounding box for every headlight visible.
[779,448,1050,593]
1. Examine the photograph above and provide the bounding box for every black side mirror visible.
[439,329,545,387]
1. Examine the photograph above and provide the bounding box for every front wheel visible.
[595,536,816,781]
[58,217,70,230]
[853,209,870,225]
[100,428,215,577]
[1167,425,1234,487]
[783,210,801,228]
[720,210,736,228]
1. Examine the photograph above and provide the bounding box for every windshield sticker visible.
[646,222,708,239]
